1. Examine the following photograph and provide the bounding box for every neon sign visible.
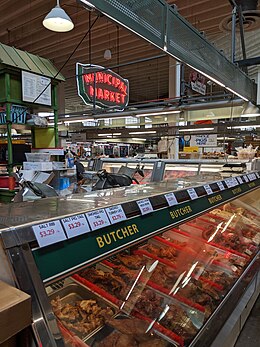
[76,63,129,110]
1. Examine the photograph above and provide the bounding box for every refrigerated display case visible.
[0,172,259,347]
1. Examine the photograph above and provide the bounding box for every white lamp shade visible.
[104,49,112,60]
[43,5,74,32]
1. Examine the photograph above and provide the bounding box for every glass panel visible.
[163,164,198,181]
[46,188,259,346]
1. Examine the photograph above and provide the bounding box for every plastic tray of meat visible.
[88,314,174,347]
[49,282,117,342]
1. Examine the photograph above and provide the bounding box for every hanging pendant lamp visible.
[43,0,74,32]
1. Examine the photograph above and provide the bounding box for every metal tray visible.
[49,282,117,342]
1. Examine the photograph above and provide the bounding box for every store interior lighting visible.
[42,0,74,32]
[135,110,181,117]
[178,127,215,132]
[129,131,157,135]
[227,125,260,129]
[132,138,146,141]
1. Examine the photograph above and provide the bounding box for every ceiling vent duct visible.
[220,0,260,32]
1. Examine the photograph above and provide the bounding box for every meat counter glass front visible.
[46,190,260,347]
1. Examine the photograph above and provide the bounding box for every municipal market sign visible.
[0,105,27,125]
[76,63,129,110]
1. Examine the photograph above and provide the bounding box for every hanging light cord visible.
[10,14,100,123]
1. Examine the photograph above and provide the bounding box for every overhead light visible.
[217,137,236,140]
[179,127,214,132]
[113,133,122,136]
[227,125,260,129]
[64,119,84,124]
[135,110,181,117]
[65,115,70,118]
[48,122,62,126]
[48,116,54,120]
[104,49,112,60]
[43,0,74,32]
[132,138,146,141]
[98,133,111,136]
[240,113,260,118]
[225,87,249,102]
[38,112,54,117]
[129,131,157,134]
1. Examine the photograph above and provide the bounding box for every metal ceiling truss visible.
[79,0,257,103]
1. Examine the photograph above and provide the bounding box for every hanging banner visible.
[189,71,206,95]
[0,105,27,125]
[76,63,129,110]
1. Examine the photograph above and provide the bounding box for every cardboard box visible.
[0,281,31,344]
[23,161,53,171]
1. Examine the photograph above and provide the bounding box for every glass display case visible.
[0,173,259,347]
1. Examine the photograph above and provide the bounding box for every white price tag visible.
[187,188,198,200]
[105,205,127,224]
[32,220,67,248]
[251,173,257,180]
[137,198,154,215]
[86,209,110,231]
[248,174,254,181]
[256,172,260,179]
[232,177,239,186]
[237,176,243,184]
[217,181,225,191]
[165,192,178,206]
[243,175,249,182]
[224,178,233,188]
[204,184,213,195]
[61,214,90,239]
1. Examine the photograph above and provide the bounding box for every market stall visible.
[0,172,259,347]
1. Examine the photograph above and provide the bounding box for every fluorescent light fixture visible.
[48,122,62,126]
[225,87,249,102]
[179,127,214,132]
[43,0,74,32]
[129,131,157,135]
[38,112,54,117]
[96,116,127,121]
[48,116,54,120]
[241,113,260,118]
[64,119,85,124]
[227,125,260,129]
[217,137,236,140]
[65,115,70,118]
[113,133,122,136]
[98,133,111,136]
[132,138,146,141]
[136,110,181,117]
[98,133,121,137]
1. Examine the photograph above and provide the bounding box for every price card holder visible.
[32,220,67,248]
[86,209,110,231]
[217,181,225,191]
[204,184,213,195]
[232,177,239,186]
[165,192,178,206]
[251,173,257,180]
[236,176,243,185]
[137,198,154,215]
[105,205,127,224]
[224,178,234,188]
[256,172,260,179]
[248,174,254,181]
[187,188,198,200]
[243,175,249,183]
[61,214,90,239]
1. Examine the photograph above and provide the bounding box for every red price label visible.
[137,199,153,215]
[33,220,67,247]
[62,214,90,238]
[86,209,110,230]
[106,205,127,224]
